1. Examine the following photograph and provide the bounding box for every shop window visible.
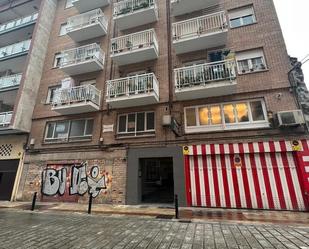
[229,5,256,28]
[184,99,268,133]
[117,111,155,137]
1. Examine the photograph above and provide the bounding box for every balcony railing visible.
[52,84,101,107]
[111,29,158,55]
[0,13,38,34]
[0,40,31,60]
[106,73,159,99]
[175,60,236,90]
[0,73,22,90]
[60,43,105,68]
[0,111,12,126]
[66,9,108,34]
[114,0,155,16]
[172,11,227,41]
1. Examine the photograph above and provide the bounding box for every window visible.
[79,79,96,86]
[236,49,267,74]
[65,0,73,8]
[117,112,155,137]
[59,23,68,36]
[46,85,61,104]
[45,119,94,143]
[184,100,268,133]
[229,5,256,28]
[53,53,64,68]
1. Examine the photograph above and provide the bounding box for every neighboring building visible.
[16,0,309,210]
[0,0,56,200]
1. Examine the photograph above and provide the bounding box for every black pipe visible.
[31,192,37,211]
[88,194,93,214]
[175,194,179,219]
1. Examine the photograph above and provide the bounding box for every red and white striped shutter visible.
[184,140,308,211]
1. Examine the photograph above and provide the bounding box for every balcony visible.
[111,29,159,66]
[52,84,101,115]
[106,73,159,108]
[59,43,105,76]
[171,0,219,16]
[0,74,22,91]
[72,0,110,13]
[174,60,237,100]
[0,111,12,127]
[0,40,31,61]
[113,0,158,30]
[66,9,108,42]
[172,11,228,54]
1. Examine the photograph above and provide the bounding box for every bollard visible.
[175,194,179,219]
[88,193,93,214]
[31,192,37,211]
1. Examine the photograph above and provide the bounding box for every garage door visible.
[184,141,308,211]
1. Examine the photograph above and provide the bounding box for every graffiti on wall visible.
[41,162,111,198]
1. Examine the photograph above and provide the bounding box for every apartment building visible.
[0,0,56,200]
[16,0,309,210]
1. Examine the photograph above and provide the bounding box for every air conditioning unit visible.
[276,110,305,127]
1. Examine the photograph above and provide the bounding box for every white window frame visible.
[44,119,94,143]
[228,5,256,28]
[46,85,61,104]
[117,111,155,136]
[184,99,269,134]
[236,49,267,74]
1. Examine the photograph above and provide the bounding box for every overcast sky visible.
[273,0,309,84]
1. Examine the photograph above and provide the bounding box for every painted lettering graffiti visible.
[41,162,109,198]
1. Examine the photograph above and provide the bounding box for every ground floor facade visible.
[15,138,309,211]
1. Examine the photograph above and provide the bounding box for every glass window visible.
[230,18,242,28]
[229,6,256,28]
[127,114,136,132]
[85,120,94,135]
[236,103,249,122]
[70,120,86,137]
[236,49,266,73]
[251,57,264,70]
[54,121,69,139]
[242,15,255,25]
[199,107,209,126]
[118,115,127,133]
[46,123,55,138]
[146,112,155,130]
[210,106,222,125]
[250,101,265,121]
[186,108,196,127]
[136,113,145,132]
[238,60,250,73]
[224,104,236,124]
[46,85,61,104]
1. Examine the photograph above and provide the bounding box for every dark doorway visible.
[0,160,19,201]
[140,158,174,203]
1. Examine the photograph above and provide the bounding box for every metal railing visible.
[66,9,108,33]
[0,111,13,126]
[59,43,105,68]
[114,0,155,16]
[172,11,227,41]
[111,29,158,55]
[106,73,159,99]
[0,40,31,59]
[0,13,38,34]
[52,84,101,107]
[0,74,22,90]
[174,60,236,90]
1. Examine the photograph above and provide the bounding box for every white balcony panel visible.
[111,29,159,66]
[0,40,31,61]
[0,73,22,91]
[60,44,105,76]
[52,84,101,115]
[0,111,12,127]
[171,0,219,16]
[72,0,110,13]
[106,73,159,108]
[175,60,237,101]
[173,11,228,54]
[66,9,108,42]
[113,0,158,30]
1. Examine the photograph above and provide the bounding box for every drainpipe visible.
[166,0,173,115]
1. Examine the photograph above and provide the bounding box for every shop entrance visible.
[0,160,19,201]
[140,158,174,203]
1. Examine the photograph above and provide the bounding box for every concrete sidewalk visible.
[0,201,308,225]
